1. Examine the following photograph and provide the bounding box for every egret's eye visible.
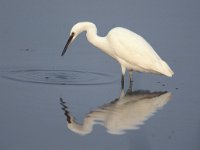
[70,32,75,38]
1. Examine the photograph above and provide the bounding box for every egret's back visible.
[107,27,174,77]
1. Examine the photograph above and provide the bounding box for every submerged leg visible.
[128,70,133,83]
[127,80,133,94]
[121,65,126,90]
[127,71,133,92]
[120,88,125,99]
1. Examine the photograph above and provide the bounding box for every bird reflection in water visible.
[60,86,171,135]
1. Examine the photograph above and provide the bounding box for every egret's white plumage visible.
[61,22,174,84]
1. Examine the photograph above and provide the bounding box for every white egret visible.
[61,22,174,86]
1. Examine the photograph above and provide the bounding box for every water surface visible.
[1,0,200,150]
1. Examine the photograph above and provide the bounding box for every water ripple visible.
[0,69,116,85]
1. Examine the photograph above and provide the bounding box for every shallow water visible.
[0,69,174,149]
[1,0,200,150]
[0,55,199,150]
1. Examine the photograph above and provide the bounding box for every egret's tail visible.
[159,60,174,77]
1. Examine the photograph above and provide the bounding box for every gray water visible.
[0,0,200,150]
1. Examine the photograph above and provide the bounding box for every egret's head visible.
[61,22,88,56]
[61,22,95,56]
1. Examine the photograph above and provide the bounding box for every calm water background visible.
[0,0,200,150]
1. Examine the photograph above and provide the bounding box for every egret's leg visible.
[121,74,124,89]
[120,89,125,99]
[126,71,133,92]
[121,65,126,89]
[127,80,133,93]
[128,71,133,83]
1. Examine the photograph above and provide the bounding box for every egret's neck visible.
[87,30,107,50]
[84,24,112,56]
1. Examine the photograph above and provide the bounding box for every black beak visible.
[61,32,75,56]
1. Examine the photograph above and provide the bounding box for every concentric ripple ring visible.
[0,69,116,85]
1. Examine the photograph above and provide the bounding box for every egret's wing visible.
[107,27,162,71]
